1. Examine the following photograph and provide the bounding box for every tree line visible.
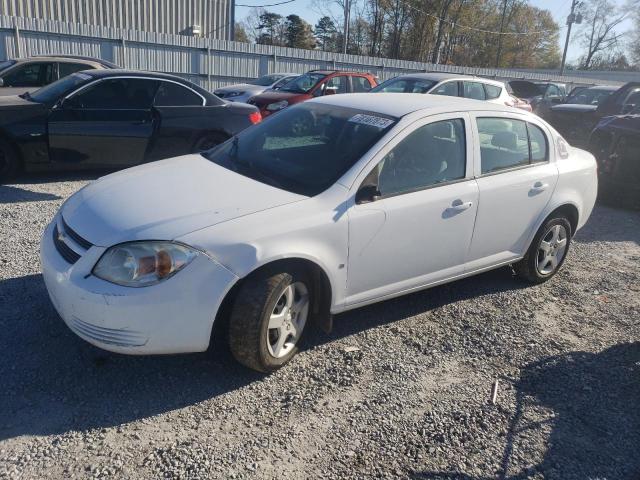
[234,0,638,71]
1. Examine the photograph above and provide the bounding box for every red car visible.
[247,70,378,117]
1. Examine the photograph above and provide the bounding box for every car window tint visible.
[58,62,93,78]
[484,84,502,100]
[70,78,159,109]
[463,81,486,100]
[624,89,640,108]
[528,123,548,163]
[431,81,459,97]
[325,76,347,94]
[352,76,373,92]
[477,118,529,174]
[546,85,560,98]
[375,119,466,197]
[154,81,202,106]
[2,62,53,87]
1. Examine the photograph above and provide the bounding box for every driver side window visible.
[369,119,467,197]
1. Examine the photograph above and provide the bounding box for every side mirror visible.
[356,184,381,204]
[0,78,4,87]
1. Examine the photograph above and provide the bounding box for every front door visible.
[346,114,478,306]
[48,77,158,167]
[466,114,558,270]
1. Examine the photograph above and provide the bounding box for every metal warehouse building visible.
[0,0,234,39]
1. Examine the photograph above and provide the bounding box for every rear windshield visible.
[29,72,92,104]
[203,103,396,196]
[565,88,615,106]
[371,77,437,93]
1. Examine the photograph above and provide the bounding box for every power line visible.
[236,0,296,7]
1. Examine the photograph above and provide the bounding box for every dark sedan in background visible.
[0,69,261,180]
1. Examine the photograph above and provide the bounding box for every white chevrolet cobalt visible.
[41,94,597,372]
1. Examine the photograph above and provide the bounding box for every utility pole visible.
[342,0,350,54]
[560,0,582,75]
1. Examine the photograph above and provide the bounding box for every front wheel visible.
[514,217,572,284]
[228,270,311,372]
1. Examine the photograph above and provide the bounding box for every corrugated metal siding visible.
[0,15,628,92]
[0,0,232,39]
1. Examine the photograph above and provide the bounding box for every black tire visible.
[0,138,21,182]
[514,216,572,284]
[228,269,312,373]
[192,132,227,153]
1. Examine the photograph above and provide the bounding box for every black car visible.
[545,82,640,147]
[508,80,567,116]
[589,108,640,208]
[0,69,261,180]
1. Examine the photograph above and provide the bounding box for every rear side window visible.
[68,78,159,109]
[478,118,548,174]
[58,62,93,79]
[463,81,486,100]
[375,119,466,197]
[154,82,202,106]
[430,81,459,97]
[352,76,373,92]
[2,62,54,87]
[484,84,502,100]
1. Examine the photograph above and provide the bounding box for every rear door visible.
[57,62,95,80]
[466,112,558,270]
[48,77,159,167]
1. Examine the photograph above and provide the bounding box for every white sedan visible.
[40,94,597,372]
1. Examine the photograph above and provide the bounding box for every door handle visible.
[449,199,473,212]
[531,181,549,192]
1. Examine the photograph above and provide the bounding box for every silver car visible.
[214,73,298,103]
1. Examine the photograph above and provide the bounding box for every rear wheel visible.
[514,216,572,284]
[0,138,20,182]
[228,270,311,373]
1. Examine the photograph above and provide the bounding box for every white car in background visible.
[214,73,298,103]
[372,72,520,108]
[41,94,597,372]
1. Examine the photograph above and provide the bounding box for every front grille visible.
[53,225,81,264]
[70,316,148,347]
[61,217,93,250]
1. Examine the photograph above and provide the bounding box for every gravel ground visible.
[1,173,639,480]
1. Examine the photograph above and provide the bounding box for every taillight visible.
[249,111,262,125]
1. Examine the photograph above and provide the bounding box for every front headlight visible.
[266,100,288,111]
[93,241,198,287]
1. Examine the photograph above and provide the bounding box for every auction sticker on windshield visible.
[348,114,394,129]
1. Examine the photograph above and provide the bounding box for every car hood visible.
[595,113,640,134]
[61,155,306,247]
[215,83,263,94]
[551,104,598,113]
[251,90,301,104]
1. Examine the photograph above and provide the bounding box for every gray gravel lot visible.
[1,173,639,480]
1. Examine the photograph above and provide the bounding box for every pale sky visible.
[235,0,635,64]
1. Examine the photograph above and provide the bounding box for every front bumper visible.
[40,219,238,355]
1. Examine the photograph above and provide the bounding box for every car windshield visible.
[29,72,93,104]
[565,88,615,106]
[251,74,285,86]
[0,60,16,73]
[203,103,396,196]
[280,73,326,93]
[371,77,437,93]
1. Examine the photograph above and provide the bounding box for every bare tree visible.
[577,0,627,69]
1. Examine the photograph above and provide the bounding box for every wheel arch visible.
[191,129,231,152]
[210,256,334,348]
[0,129,24,176]
[525,201,580,255]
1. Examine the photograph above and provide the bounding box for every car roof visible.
[386,72,469,82]
[581,85,618,91]
[85,69,193,83]
[308,70,373,76]
[309,92,516,117]
[15,55,117,67]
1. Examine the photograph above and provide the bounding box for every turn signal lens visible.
[249,111,262,124]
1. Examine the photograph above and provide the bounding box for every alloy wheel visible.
[536,224,568,275]
[267,281,309,358]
